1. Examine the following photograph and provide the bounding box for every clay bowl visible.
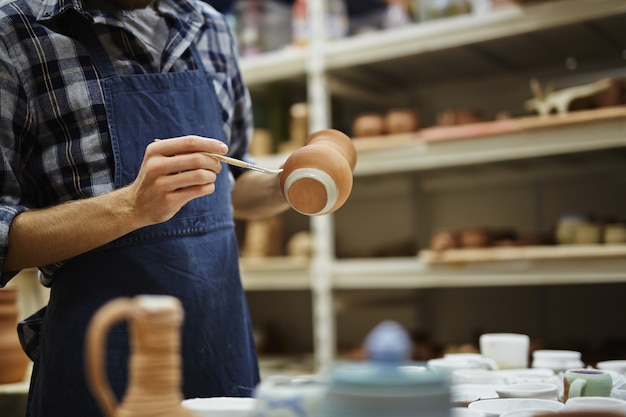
[280,129,356,216]
[352,113,384,138]
[384,109,418,134]
[460,227,491,248]
[430,231,459,251]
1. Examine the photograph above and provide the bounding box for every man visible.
[0,0,289,415]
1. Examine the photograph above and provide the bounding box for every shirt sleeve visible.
[0,31,31,286]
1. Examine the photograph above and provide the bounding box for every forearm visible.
[3,136,235,272]
[3,189,139,271]
[231,171,290,220]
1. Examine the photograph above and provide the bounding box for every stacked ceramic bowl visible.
[531,350,584,373]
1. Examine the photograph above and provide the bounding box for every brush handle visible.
[206,153,283,175]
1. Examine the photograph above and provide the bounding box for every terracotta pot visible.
[429,231,458,251]
[352,113,384,138]
[0,287,30,384]
[383,109,418,134]
[280,129,356,216]
[460,227,491,248]
[454,108,483,125]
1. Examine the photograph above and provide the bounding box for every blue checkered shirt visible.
[0,0,253,285]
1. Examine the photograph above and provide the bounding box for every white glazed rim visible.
[283,167,338,216]
[181,397,256,411]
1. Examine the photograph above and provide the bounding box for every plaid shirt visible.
[0,0,252,285]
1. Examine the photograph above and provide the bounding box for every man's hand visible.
[3,135,228,271]
[126,136,228,227]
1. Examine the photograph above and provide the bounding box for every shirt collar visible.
[37,0,205,29]
[38,0,87,22]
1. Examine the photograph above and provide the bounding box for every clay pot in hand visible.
[352,113,384,138]
[0,286,30,384]
[279,129,356,216]
[384,109,418,134]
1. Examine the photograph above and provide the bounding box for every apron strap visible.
[189,43,204,71]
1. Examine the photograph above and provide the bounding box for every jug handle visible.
[85,298,133,417]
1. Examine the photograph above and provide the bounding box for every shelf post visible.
[307,0,336,373]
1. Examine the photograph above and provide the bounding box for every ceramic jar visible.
[555,214,588,245]
[279,129,357,216]
[604,223,626,244]
[574,222,602,244]
[0,286,30,384]
[253,374,327,417]
[324,321,450,417]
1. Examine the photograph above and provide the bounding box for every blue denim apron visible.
[23,17,259,417]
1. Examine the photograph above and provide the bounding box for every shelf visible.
[352,107,626,176]
[240,257,310,291]
[332,254,626,290]
[239,0,626,89]
[324,0,626,72]
[240,46,307,86]
[419,244,626,264]
[252,107,626,177]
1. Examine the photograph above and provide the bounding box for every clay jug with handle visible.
[85,295,196,417]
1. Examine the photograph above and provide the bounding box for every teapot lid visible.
[329,321,448,390]
[364,320,411,364]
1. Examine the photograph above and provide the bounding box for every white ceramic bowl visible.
[451,407,487,417]
[563,396,626,413]
[597,360,626,374]
[531,350,583,372]
[454,369,506,385]
[500,408,558,417]
[181,397,256,417]
[495,383,558,400]
[467,398,563,417]
[451,384,500,406]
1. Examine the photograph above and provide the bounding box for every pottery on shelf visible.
[460,227,491,248]
[604,223,626,244]
[430,231,459,251]
[279,129,357,216]
[85,295,196,417]
[351,113,384,138]
[0,286,30,385]
[383,109,418,134]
